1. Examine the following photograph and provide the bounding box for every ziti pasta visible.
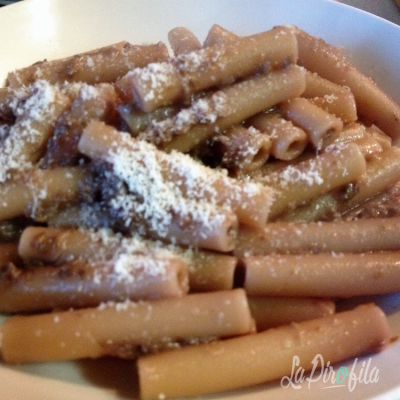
[0,23,399,400]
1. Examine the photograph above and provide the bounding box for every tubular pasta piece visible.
[340,145,400,212]
[17,226,159,265]
[322,121,366,148]
[0,180,31,222]
[188,251,237,292]
[0,255,189,313]
[116,103,179,136]
[280,97,343,149]
[244,151,314,180]
[296,28,400,145]
[353,135,383,160]
[41,83,121,167]
[0,167,87,222]
[168,27,202,55]
[137,304,391,399]
[303,70,348,97]
[278,145,400,222]
[366,125,392,149]
[343,179,400,220]
[7,42,169,88]
[308,92,357,124]
[258,143,366,220]
[162,65,306,152]
[79,121,274,229]
[235,216,400,257]
[18,227,237,293]
[278,192,341,223]
[303,70,357,123]
[115,193,239,252]
[214,125,271,172]
[0,289,254,363]
[203,24,239,47]
[248,297,335,331]
[0,81,71,182]
[248,112,308,161]
[243,252,400,297]
[129,25,298,112]
[46,203,113,231]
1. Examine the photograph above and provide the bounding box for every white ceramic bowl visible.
[1,0,400,399]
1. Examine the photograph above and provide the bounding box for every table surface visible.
[339,0,400,24]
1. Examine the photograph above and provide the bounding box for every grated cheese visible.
[104,131,240,241]
[139,91,229,145]
[0,80,59,183]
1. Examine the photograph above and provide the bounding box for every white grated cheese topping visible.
[260,144,349,189]
[274,161,324,188]
[113,254,168,284]
[3,85,31,115]
[174,47,222,75]
[130,62,178,103]
[0,80,59,183]
[97,298,137,312]
[103,131,241,240]
[75,227,185,286]
[78,83,101,101]
[323,93,338,104]
[139,91,229,144]
[83,227,176,261]
[86,57,95,68]
[56,81,85,99]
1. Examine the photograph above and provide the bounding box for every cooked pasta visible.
[126,25,298,112]
[1,289,255,364]
[168,27,202,55]
[0,23,398,400]
[7,41,169,88]
[279,97,343,149]
[138,304,391,399]
[295,27,400,144]
[243,252,400,297]
[248,111,308,161]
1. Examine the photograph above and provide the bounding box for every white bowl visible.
[1,0,400,399]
